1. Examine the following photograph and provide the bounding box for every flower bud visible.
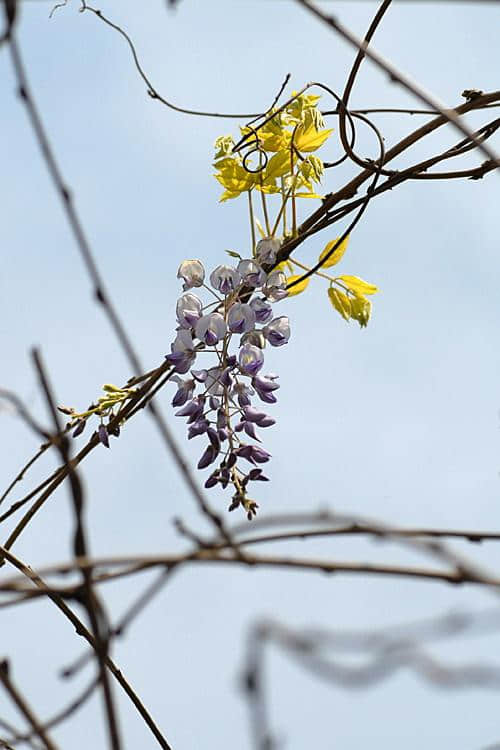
[205,472,219,488]
[98,424,110,448]
[256,237,281,266]
[263,270,288,302]
[241,330,266,349]
[177,259,205,290]
[237,259,266,288]
[72,419,86,438]
[197,444,218,470]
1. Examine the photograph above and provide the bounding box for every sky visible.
[0,1,499,748]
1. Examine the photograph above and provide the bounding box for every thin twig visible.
[0,661,59,750]
[31,349,122,750]
[0,545,173,750]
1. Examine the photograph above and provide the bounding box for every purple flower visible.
[207,428,221,451]
[195,313,227,346]
[72,419,86,438]
[219,367,233,388]
[226,452,237,469]
[191,369,208,383]
[209,395,220,410]
[219,467,230,488]
[209,264,241,295]
[236,445,271,465]
[98,424,110,448]
[256,237,281,266]
[239,344,264,377]
[251,446,271,463]
[227,302,256,334]
[263,316,290,347]
[167,330,196,374]
[243,421,261,441]
[237,259,266,288]
[253,373,280,403]
[176,293,203,329]
[243,406,268,424]
[263,270,288,302]
[248,468,269,482]
[241,330,266,349]
[257,416,275,428]
[250,298,273,324]
[235,445,254,463]
[198,444,218,470]
[231,381,254,407]
[205,471,219,488]
[188,418,209,438]
[175,397,204,420]
[171,376,195,407]
[177,259,205,290]
[242,406,275,427]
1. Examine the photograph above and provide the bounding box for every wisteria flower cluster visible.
[166,242,290,519]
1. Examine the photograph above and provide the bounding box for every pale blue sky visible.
[1,1,499,748]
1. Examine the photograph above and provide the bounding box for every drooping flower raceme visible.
[166,256,291,519]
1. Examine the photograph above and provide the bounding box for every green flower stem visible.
[247,190,256,256]
[290,151,297,237]
[280,177,287,237]
[271,184,294,237]
[259,176,271,236]
[290,258,349,291]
